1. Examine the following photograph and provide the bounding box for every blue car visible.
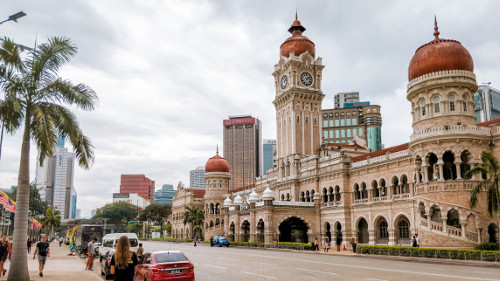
[210,235,230,247]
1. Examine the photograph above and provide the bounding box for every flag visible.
[0,191,8,205]
[4,198,15,213]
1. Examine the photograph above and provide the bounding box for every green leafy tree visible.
[93,202,139,229]
[465,152,500,225]
[138,204,171,233]
[8,185,48,218]
[183,206,204,238]
[41,207,61,238]
[165,221,172,235]
[0,37,97,281]
[126,222,151,237]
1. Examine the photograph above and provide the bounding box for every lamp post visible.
[0,11,26,25]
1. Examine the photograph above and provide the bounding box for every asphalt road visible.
[97,241,500,281]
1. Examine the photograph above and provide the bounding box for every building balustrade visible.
[466,231,479,242]
[272,201,315,207]
[447,225,462,237]
[416,180,479,194]
[430,221,443,231]
[410,124,490,142]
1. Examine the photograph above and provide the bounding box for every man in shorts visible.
[33,235,50,277]
[86,237,98,271]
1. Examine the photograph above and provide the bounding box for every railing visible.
[323,201,342,207]
[376,238,389,245]
[229,207,235,211]
[372,196,388,202]
[430,221,443,232]
[397,238,412,245]
[351,150,410,168]
[255,201,264,207]
[466,231,479,242]
[354,198,369,204]
[447,225,462,237]
[420,217,428,227]
[272,201,315,207]
[351,160,368,168]
[410,124,491,142]
[417,180,480,194]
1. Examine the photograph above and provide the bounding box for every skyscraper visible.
[154,184,177,205]
[223,115,262,190]
[263,139,276,175]
[474,84,500,123]
[36,136,76,220]
[334,92,360,108]
[189,166,205,189]
[120,174,155,203]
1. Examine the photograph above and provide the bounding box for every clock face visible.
[280,75,288,90]
[300,72,313,86]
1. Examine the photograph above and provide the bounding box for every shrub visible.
[357,245,500,262]
[274,242,314,250]
[152,238,193,243]
[231,242,265,248]
[474,243,499,251]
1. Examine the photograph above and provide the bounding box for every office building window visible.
[323,120,328,127]
[335,130,340,138]
[359,128,363,136]
[329,120,334,127]
[353,129,357,137]
[347,129,351,138]
[346,119,351,126]
[341,129,345,138]
[352,118,357,125]
[324,131,328,139]
[335,120,339,126]
[340,119,345,126]
[329,130,334,139]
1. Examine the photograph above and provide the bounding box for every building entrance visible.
[279,217,308,243]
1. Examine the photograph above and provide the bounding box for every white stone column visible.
[461,223,467,238]
[437,161,444,181]
[455,160,462,179]
[422,165,429,183]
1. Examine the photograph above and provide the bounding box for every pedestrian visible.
[336,235,342,252]
[314,237,319,251]
[110,236,138,281]
[415,234,420,247]
[86,237,98,271]
[411,235,417,247]
[27,238,32,253]
[323,236,330,252]
[350,237,357,253]
[59,237,63,247]
[136,243,144,263]
[33,235,50,277]
[0,235,10,276]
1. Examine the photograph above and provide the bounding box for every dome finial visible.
[216,144,219,155]
[295,8,298,21]
[433,15,440,39]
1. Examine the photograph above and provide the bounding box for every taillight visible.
[188,264,194,272]
[151,266,161,273]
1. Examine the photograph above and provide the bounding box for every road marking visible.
[204,264,228,270]
[296,268,337,275]
[241,271,277,280]
[230,252,500,281]
[365,278,388,281]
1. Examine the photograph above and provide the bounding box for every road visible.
[96,241,500,281]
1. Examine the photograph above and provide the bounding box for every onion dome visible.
[262,186,274,201]
[280,12,315,58]
[233,194,243,205]
[205,146,229,173]
[248,188,259,203]
[408,17,473,81]
[223,195,232,207]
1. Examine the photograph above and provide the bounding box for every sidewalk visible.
[4,242,101,281]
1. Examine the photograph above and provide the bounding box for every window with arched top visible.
[305,116,309,125]
[463,95,468,112]
[449,95,455,112]
[296,115,300,124]
[433,96,440,113]
[420,100,426,116]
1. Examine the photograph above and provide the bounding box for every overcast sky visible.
[1,0,499,218]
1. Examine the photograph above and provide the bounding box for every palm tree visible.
[465,151,500,229]
[0,37,97,281]
[41,207,61,238]
[183,206,205,239]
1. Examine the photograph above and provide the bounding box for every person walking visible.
[27,238,32,253]
[86,237,98,271]
[136,243,144,263]
[33,235,50,277]
[110,236,138,281]
[415,234,420,247]
[0,235,10,276]
[59,237,63,247]
[411,235,417,247]
[336,235,342,252]
[323,236,330,252]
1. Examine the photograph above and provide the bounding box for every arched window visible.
[314,117,317,126]
[449,95,455,112]
[420,100,426,116]
[305,116,309,125]
[398,219,410,238]
[463,95,468,112]
[281,194,285,201]
[433,96,440,113]
[297,115,300,124]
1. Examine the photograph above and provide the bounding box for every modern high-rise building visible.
[154,184,177,205]
[223,115,262,190]
[90,208,98,218]
[322,103,383,152]
[334,92,360,108]
[263,139,276,175]
[36,136,77,220]
[120,174,155,203]
[474,84,500,123]
[189,167,205,189]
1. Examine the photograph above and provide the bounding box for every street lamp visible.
[0,11,26,25]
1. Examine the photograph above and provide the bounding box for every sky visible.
[0,0,499,218]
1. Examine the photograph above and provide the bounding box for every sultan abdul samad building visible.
[171,16,500,247]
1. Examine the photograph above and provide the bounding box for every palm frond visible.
[465,165,487,179]
[0,37,23,71]
[470,180,487,209]
[41,78,98,110]
[486,186,499,217]
[30,104,57,165]
[67,128,94,169]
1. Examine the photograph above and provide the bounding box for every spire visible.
[295,8,298,21]
[433,15,440,39]
[216,144,219,155]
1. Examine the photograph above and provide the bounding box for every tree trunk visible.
[8,117,31,281]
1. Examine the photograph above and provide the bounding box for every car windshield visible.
[218,236,227,240]
[114,238,138,247]
[154,253,187,263]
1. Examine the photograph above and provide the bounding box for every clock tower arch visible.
[273,16,325,179]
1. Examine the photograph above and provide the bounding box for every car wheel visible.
[211,244,214,247]
[227,244,230,247]
[219,244,222,247]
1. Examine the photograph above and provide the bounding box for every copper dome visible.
[205,148,229,173]
[280,16,315,58]
[408,18,473,81]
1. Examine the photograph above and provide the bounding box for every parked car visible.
[135,251,194,281]
[100,249,115,280]
[210,235,230,247]
[99,233,139,259]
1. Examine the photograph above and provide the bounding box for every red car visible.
[135,251,195,281]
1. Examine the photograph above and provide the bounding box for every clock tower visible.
[273,15,325,179]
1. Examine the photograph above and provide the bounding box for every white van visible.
[98,233,139,258]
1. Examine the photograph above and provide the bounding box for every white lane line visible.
[204,264,228,270]
[229,252,500,281]
[296,268,337,275]
[365,278,388,281]
[241,271,277,280]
